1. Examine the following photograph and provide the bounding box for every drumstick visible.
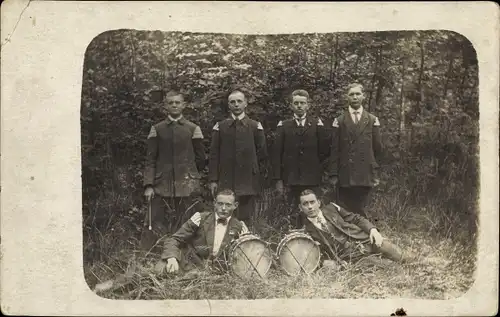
[237,245,267,279]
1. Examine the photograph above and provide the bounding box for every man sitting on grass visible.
[298,189,417,266]
[155,189,249,275]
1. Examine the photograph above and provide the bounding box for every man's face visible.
[299,193,321,218]
[228,91,248,116]
[290,95,310,117]
[346,86,365,109]
[214,194,238,219]
[164,95,186,116]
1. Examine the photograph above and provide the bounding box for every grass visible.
[83,154,478,300]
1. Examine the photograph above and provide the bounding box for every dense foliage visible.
[81,30,479,267]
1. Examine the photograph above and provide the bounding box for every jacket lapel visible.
[352,110,370,140]
[202,213,216,252]
[215,217,239,256]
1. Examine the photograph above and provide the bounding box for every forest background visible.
[81,30,479,300]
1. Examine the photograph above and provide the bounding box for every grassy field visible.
[84,187,477,300]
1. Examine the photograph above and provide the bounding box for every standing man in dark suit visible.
[327,83,383,218]
[155,189,249,274]
[142,90,206,249]
[298,190,416,265]
[272,89,331,228]
[208,88,268,226]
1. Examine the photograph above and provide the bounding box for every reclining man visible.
[298,189,417,266]
[155,189,249,274]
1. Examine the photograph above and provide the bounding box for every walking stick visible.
[148,197,152,231]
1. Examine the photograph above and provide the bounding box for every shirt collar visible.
[348,106,363,116]
[231,112,246,121]
[307,210,325,223]
[215,213,231,225]
[293,114,307,121]
[168,115,184,123]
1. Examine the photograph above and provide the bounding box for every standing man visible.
[327,83,383,219]
[272,89,331,228]
[208,88,268,227]
[142,90,206,250]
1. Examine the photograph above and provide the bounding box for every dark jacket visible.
[208,115,268,196]
[303,202,376,260]
[161,211,245,262]
[327,109,383,187]
[271,116,330,186]
[143,117,206,197]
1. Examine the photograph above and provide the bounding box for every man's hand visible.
[373,178,380,187]
[209,182,218,198]
[166,258,179,273]
[154,260,167,274]
[369,228,384,247]
[275,180,284,196]
[144,186,155,201]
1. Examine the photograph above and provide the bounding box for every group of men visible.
[142,83,412,275]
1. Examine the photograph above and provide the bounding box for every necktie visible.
[353,111,359,124]
[317,217,329,232]
[217,218,228,226]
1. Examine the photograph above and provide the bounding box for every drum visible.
[226,233,273,279]
[277,231,321,276]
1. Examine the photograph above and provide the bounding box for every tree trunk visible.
[442,52,454,101]
[415,38,425,117]
[368,47,380,111]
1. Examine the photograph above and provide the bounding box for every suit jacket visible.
[162,211,245,262]
[143,117,206,197]
[208,115,268,196]
[327,109,383,187]
[271,116,331,186]
[303,203,376,260]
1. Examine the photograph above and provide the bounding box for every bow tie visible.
[217,218,228,225]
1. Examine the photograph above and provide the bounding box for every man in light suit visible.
[298,189,416,265]
[327,83,383,218]
[155,189,249,274]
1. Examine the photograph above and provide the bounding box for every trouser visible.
[338,186,372,219]
[140,194,203,252]
[339,239,404,263]
[235,195,255,226]
[286,185,320,229]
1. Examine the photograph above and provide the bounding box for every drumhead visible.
[277,233,321,276]
[228,235,272,279]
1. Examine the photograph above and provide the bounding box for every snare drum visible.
[277,231,321,276]
[226,233,273,279]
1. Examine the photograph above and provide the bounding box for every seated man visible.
[298,189,416,266]
[155,189,249,274]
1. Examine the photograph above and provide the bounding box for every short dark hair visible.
[299,189,318,199]
[228,86,249,101]
[165,90,184,100]
[346,83,364,94]
[291,89,310,102]
[215,188,238,202]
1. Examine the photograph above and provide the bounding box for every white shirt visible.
[212,214,231,255]
[307,211,329,232]
[168,114,183,122]
[293,114,307,127]
[348,106,363,124]
[231,113,246,121]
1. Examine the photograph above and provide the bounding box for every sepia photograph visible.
[1,1,498,316]
[82,30,479,300]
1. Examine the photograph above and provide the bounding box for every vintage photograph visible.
[81,30,479,300]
